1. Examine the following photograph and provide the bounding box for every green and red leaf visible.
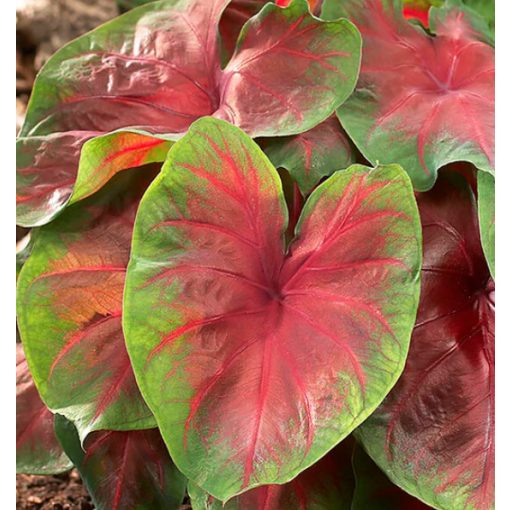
[189,438,355,509]
[477,171,495,278]
[218,0,360,136]
[123,117,422,500]
[323,0,494,191]
[356,171,494,509]
[17,344,73,475]
[262,116,355,195]
[55,416,187,510]
[16,170,158,441]
[17,0,361,227]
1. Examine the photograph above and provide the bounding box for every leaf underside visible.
[124,117,422,500]
[357,170,494,510]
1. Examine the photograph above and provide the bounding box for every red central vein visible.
[61,95,198,120]
[416,102,440,177]
[177,162,245,206]
[99,138,165,166]
[277,344,314,454]
[231,15,307,72]
[92,358,133,422]
[286,289,398,344]
[150,219,258,249]
[17,179,76,203]
[146,265,273,294]
[243,326,276,488]
[33,265,126,282]
[112,434,130,510]
[49,312,122,379]
[183,337,260,448]
[283,210,407,291]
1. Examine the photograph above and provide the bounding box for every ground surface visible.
[16,471,93,510]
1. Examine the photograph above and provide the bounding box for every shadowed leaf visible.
[16,344,72,475]
[262,116,355,195]
[55,415,187,510]
[352,444,432,509]
[357,171,494,510]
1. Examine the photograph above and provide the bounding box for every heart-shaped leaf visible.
[478,171,495,278]
[188,438,355,509]
[17,170,158,441]
[352,444,433,509]
[17,344,72,475]
[123,117,422,500]
[262,116,355,195]
[17,0,361,227]
[323,0,494,191]
[55,416,187,510]
[356,171,494,510]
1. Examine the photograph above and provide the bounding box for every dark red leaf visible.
[16,344,72,474]
[357,171,494,509]
[55,416,187,510]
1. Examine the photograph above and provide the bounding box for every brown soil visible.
[16,470,94,510]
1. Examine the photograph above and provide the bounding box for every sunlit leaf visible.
[123,117,422,500]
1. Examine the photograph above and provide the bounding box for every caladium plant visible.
[16,0,361,227]
[16,0,495,508]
